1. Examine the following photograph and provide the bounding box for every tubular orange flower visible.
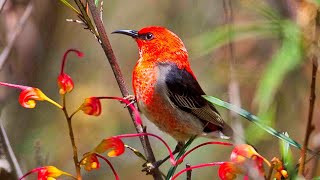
[230,144,269,176]
[19,166,73,180]
[94,137,125,157]
[0,82,62,109]
[81,153,100,171]
[57,73,74,95]
[271,157,288,179]
[57,49,84,95]
[81,97,102,116]
[80,153,120,180]
[218,162,244,180]
[217,144,270,180]
[79,96,142,126]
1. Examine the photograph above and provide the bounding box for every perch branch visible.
[86,1,162,179]
[299,56,318,175]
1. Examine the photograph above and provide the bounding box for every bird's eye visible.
[145,33,154,40]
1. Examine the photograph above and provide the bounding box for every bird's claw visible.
[123,95,136,108]
[142,161,162,175]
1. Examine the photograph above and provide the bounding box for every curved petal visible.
[18,87,62,109]
[81,97,102,116]
[57,73,74,94]
[81,153,100,171]
[94,137,125,157]
[218,162,242,180]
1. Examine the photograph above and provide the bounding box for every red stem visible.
[0,82,29,90]
[97,96,142,125]
[171,162,225,180]
[177,142,233,164]
[115,133,176,165]
[95,153,120,180]
[60,49,84,74]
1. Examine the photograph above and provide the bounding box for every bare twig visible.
[0,1,33,69]
[222,0,244,144]
[0,0,7,13]
[186,163,192,180]
[299,57,318,175]
[0,120,23,178]
[86,1,162,179]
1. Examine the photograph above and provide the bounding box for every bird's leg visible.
[142,141,185,175]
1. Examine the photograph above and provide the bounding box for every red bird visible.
[113,26,233,144]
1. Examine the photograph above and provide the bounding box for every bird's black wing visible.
[158,63,225,131]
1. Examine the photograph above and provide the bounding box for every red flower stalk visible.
[95,154,120,180]
[19,166,73,180]
[0,82,62,109]
[80,96,142,125]
[176,141,233,164]
[57,49,84,95]
[172,162,225,180]
[115,132,176,164]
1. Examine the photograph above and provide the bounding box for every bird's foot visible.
[123,95,136,107]
[142,160,164,175]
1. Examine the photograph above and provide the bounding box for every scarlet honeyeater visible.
[113,26,233,143]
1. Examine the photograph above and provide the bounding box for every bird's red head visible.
[112,26,189,64]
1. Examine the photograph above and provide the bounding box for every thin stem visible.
[171,162,224,180]
[186,163,192,180]
[116,133,175,165]
[222,0,244,144]
[266,163,274,180]
[95,153,120,180]
[299,57,318,175]
[177,142,233,164]
[62,95,82,180]
[86,1,162,179]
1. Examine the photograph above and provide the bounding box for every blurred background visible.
[0,0,319,179]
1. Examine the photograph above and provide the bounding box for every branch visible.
[0,119,23,178]
[299,56,318,175]
[0,0,7,12]
[85,1,162,179]
[186,163,192,180]
[0,1,33,69]
[222,0,244,144]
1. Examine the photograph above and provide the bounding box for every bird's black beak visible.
[112,30,138,38]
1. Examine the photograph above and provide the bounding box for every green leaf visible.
[245,105,276,144]
[203,95,318,154]
[280,132,296,178]
[189,23,276,58]
[254,20,303,112]
[95,0,100,6]
[59,0,81,14]
[125,145,147,161]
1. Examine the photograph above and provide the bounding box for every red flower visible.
[81,153,100,171]
[19,166,73,180]
[218,162,243,180]
[81,97,102,116]
[218,144,270,180]
[0,82,62,109]
[271,157,288,180]
[94,137,125,157]
[57,49,84,95]
[57,73,74,95]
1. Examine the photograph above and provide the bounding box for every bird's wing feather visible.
[158,63,224,128]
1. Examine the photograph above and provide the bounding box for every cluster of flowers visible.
[0,49,288,180]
